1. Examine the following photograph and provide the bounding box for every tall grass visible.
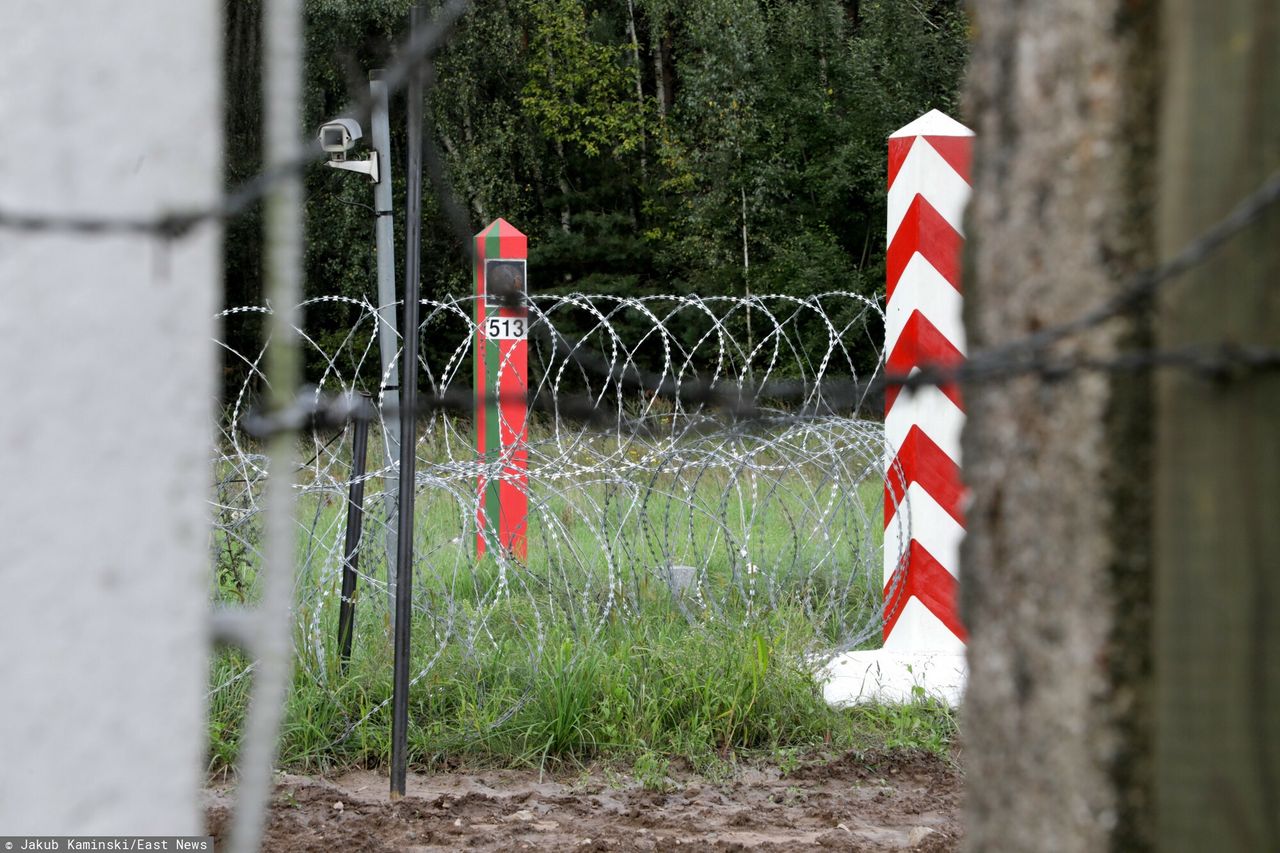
[207,424,952,775]
[208,601,954,774]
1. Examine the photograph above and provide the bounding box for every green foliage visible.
[220,0,968,388]
[633,751,673,792]
[522,0,646,157]
[846,690,957,755]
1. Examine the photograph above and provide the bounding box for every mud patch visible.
[206,750,960,851]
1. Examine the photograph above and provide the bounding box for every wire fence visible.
[210,292,907,733]
[6,1,1279,849]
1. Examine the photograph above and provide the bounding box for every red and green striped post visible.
[474,219,529,561]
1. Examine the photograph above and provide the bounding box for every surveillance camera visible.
[318,118,363,159]
[319,116,380,182]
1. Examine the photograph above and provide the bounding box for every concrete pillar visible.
[0,1,220,833]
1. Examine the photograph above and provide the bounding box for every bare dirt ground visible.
[205,749,961,851]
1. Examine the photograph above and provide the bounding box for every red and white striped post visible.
[824,110,972,705]
[474,218,529,562]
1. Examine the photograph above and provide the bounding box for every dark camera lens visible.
[322,127,344,148]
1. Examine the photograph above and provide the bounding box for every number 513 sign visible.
[484,316,527,340]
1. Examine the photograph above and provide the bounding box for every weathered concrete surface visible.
[961,0,1158,849]
[1154,2,1280,848]
[0,2,220,834]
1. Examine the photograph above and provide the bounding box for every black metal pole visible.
[336,399,370,672]
[390,3,425,801]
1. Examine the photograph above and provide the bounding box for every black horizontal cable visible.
[234,161,1280,442]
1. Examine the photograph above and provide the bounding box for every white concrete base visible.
[820,650,967,707]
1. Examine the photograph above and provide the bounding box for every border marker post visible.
[823,109,973,706]
[474,219,529,562]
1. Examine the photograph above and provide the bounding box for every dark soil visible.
[206,749,961,851]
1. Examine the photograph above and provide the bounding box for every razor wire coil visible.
[209,291,910,742]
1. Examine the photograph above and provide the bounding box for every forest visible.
[222,0,968,382]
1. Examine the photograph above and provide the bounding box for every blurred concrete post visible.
[961,0,1160,848]
[0,0,220,835]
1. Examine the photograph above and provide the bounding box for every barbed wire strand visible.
[220,164,1280,444]
[208,264,1280,770]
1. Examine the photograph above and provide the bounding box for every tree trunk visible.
[651,17,668,119]
[1153,1,1280,848]
[626,0,648,175]
[660,31,675,114]
[961,0,1159,849]
[555,138,572,234]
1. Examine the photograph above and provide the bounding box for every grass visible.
[207,422,954,777]
[207,603,956,776]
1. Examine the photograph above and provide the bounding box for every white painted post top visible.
[889,109,975,138]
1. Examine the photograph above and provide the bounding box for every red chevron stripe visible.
[922,135,972,183]
[886,196,963,299]
[887,136,917,190]
[889,135,972,190]
[883,539,966,642]
[883,425,965,527]
[884,310,964,412]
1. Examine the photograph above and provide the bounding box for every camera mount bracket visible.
[326,151,379,183]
